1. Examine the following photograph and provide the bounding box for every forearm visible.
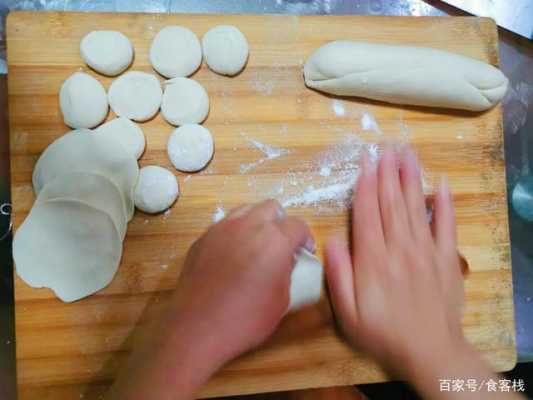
[408,341,523,400]
[107,303,227,400]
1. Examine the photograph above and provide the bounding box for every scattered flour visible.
[361,111,382,135]
[183,175,191,183]
[331,99,346,117]
[212,205,226,223]
[240,134,291,173]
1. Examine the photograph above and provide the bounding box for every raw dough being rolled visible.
[13,199,122,302]
[134,166,179,214]
[304,41,508,112]
[202,25,249,76]
[288,249,323,312]
[39,172,128,240]
[95,117,146,160]
[80,30,133,76]
[161,78,209,126]
[150,26,202,78]
[59,72,108,128]
[167,124,214,172]
[108,71,162,121]
[33,129,138,220]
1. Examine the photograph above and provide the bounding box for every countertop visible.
[0,1,531,399]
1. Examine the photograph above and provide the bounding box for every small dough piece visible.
[95,117,146,159]
[59,72,108,128]
[202,25,249,76]
[161,78,209,126]
[288,249,323,312]
[80,30,133,76]
[167,124,214,172]
[13,199,122,302]
[150,26,202,78]
[33,129,139,220]
[108,71,162,121]
[304,41,508,112]
[134,166,179,214]
[39,172,128,240]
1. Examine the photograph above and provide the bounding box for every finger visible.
[431,176,457,256]
[399,148,432,242]
[275,216,314,254]
[225,204,253,220]
[246,199,286,225]
[378,144,411,247]
[325,237,358,332]
[352,150,386,262]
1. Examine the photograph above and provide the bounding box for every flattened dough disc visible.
[13,199,122,302]
[33,129,138,220]
[39,172,128,240]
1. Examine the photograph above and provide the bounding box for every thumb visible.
[325,236,359,334]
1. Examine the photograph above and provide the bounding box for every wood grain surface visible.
[7,12,515,399]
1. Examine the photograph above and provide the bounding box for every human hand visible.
[325,145,465,381]
[168,199,314,365]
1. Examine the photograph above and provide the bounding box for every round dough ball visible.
[134,166,179,214]
[150,26,202,78]
[202,25,249,76]
[108,71,162,121]
[95,117,146,159]
[80,30,133,76]
[59,72,108,129]
[161,78,209,126]
[167,124,214,172]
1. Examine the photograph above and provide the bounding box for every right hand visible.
[325,145,466,380]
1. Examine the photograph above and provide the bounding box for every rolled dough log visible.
[288,249,323,312]
[95,117,146,160]
[161,78,209,126]
[59,72,108,128]
[39,172,128,240]
[167,124,214,172]
[134,166,179,214]
[80,30,133,76]
[13,199,122,302]
[202,25,249,76]
[150,26,202,78]
[33,129,138,220]
[108,71,162,121]
[304,41,508,111]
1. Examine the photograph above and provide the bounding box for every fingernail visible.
[304,236,316,253]
[405,148,420,173]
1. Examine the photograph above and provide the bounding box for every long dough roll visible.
[304,41,508,112]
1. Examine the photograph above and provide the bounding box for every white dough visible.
[161,78,209,126]
[80,30,133,76]
[150,26,202,78]
[59,72,108,128]
[39,172,128,240]
[304,41,508,112]
[202,25,249,76]
[167,124,214,172]
[108,71,162,121]
[33,129,139,220]
[288,249,323,312]
[95,117,146,159]
[13,199,122,302]
[134,166,179,214]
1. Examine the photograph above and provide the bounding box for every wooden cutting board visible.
[7,12,515,399]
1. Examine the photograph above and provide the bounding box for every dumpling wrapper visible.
[32,129,138,220]
[13,198,123,302]
[38,172,128,240]
[288,249,323,312]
